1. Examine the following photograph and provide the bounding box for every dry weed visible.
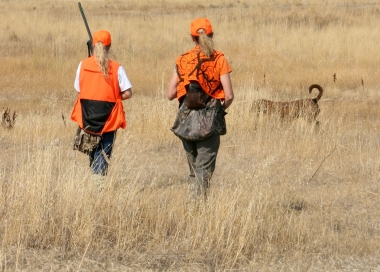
[1,107,17,130]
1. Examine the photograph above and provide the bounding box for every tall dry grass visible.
[0,0,380,270]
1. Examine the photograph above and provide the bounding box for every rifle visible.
[78,2,92,57]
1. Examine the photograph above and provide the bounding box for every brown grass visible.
[0,0,380,270]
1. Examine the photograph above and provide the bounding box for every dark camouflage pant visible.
[181,133,220,202]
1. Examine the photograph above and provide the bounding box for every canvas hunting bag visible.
[73,126,101,155]
[170,95,227,141]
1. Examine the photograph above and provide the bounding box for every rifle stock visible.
[78,2,92,57]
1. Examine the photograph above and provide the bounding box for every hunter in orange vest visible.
[167,18,234,204]
[71,30,132,176]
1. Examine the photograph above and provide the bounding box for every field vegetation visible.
[0,0,380,270]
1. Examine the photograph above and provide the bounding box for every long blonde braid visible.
[93,42,110,78]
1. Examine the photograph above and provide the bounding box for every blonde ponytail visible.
[93,42,110,78]
[197,30,214,57]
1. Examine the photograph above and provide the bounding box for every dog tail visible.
[309,84,323,103]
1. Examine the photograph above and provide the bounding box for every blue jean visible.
[89,131,116,176]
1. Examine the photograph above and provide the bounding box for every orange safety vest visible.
[71,56,126,135]
[175,47,226,100]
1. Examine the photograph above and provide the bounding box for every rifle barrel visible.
[78,2,92,41]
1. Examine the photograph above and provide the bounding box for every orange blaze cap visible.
[92,30,111,46]
[190,18,213,36]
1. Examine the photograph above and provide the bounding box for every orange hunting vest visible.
[175,47,226,100]
[71,56,126,135]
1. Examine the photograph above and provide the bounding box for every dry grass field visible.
[1,0,380,270]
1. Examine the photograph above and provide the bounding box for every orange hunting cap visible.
[190,18,213,36]
[92,30,111,46]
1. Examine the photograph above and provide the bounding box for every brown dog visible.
[252,84,323,125]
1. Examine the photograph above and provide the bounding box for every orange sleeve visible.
[217,55,232,76]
